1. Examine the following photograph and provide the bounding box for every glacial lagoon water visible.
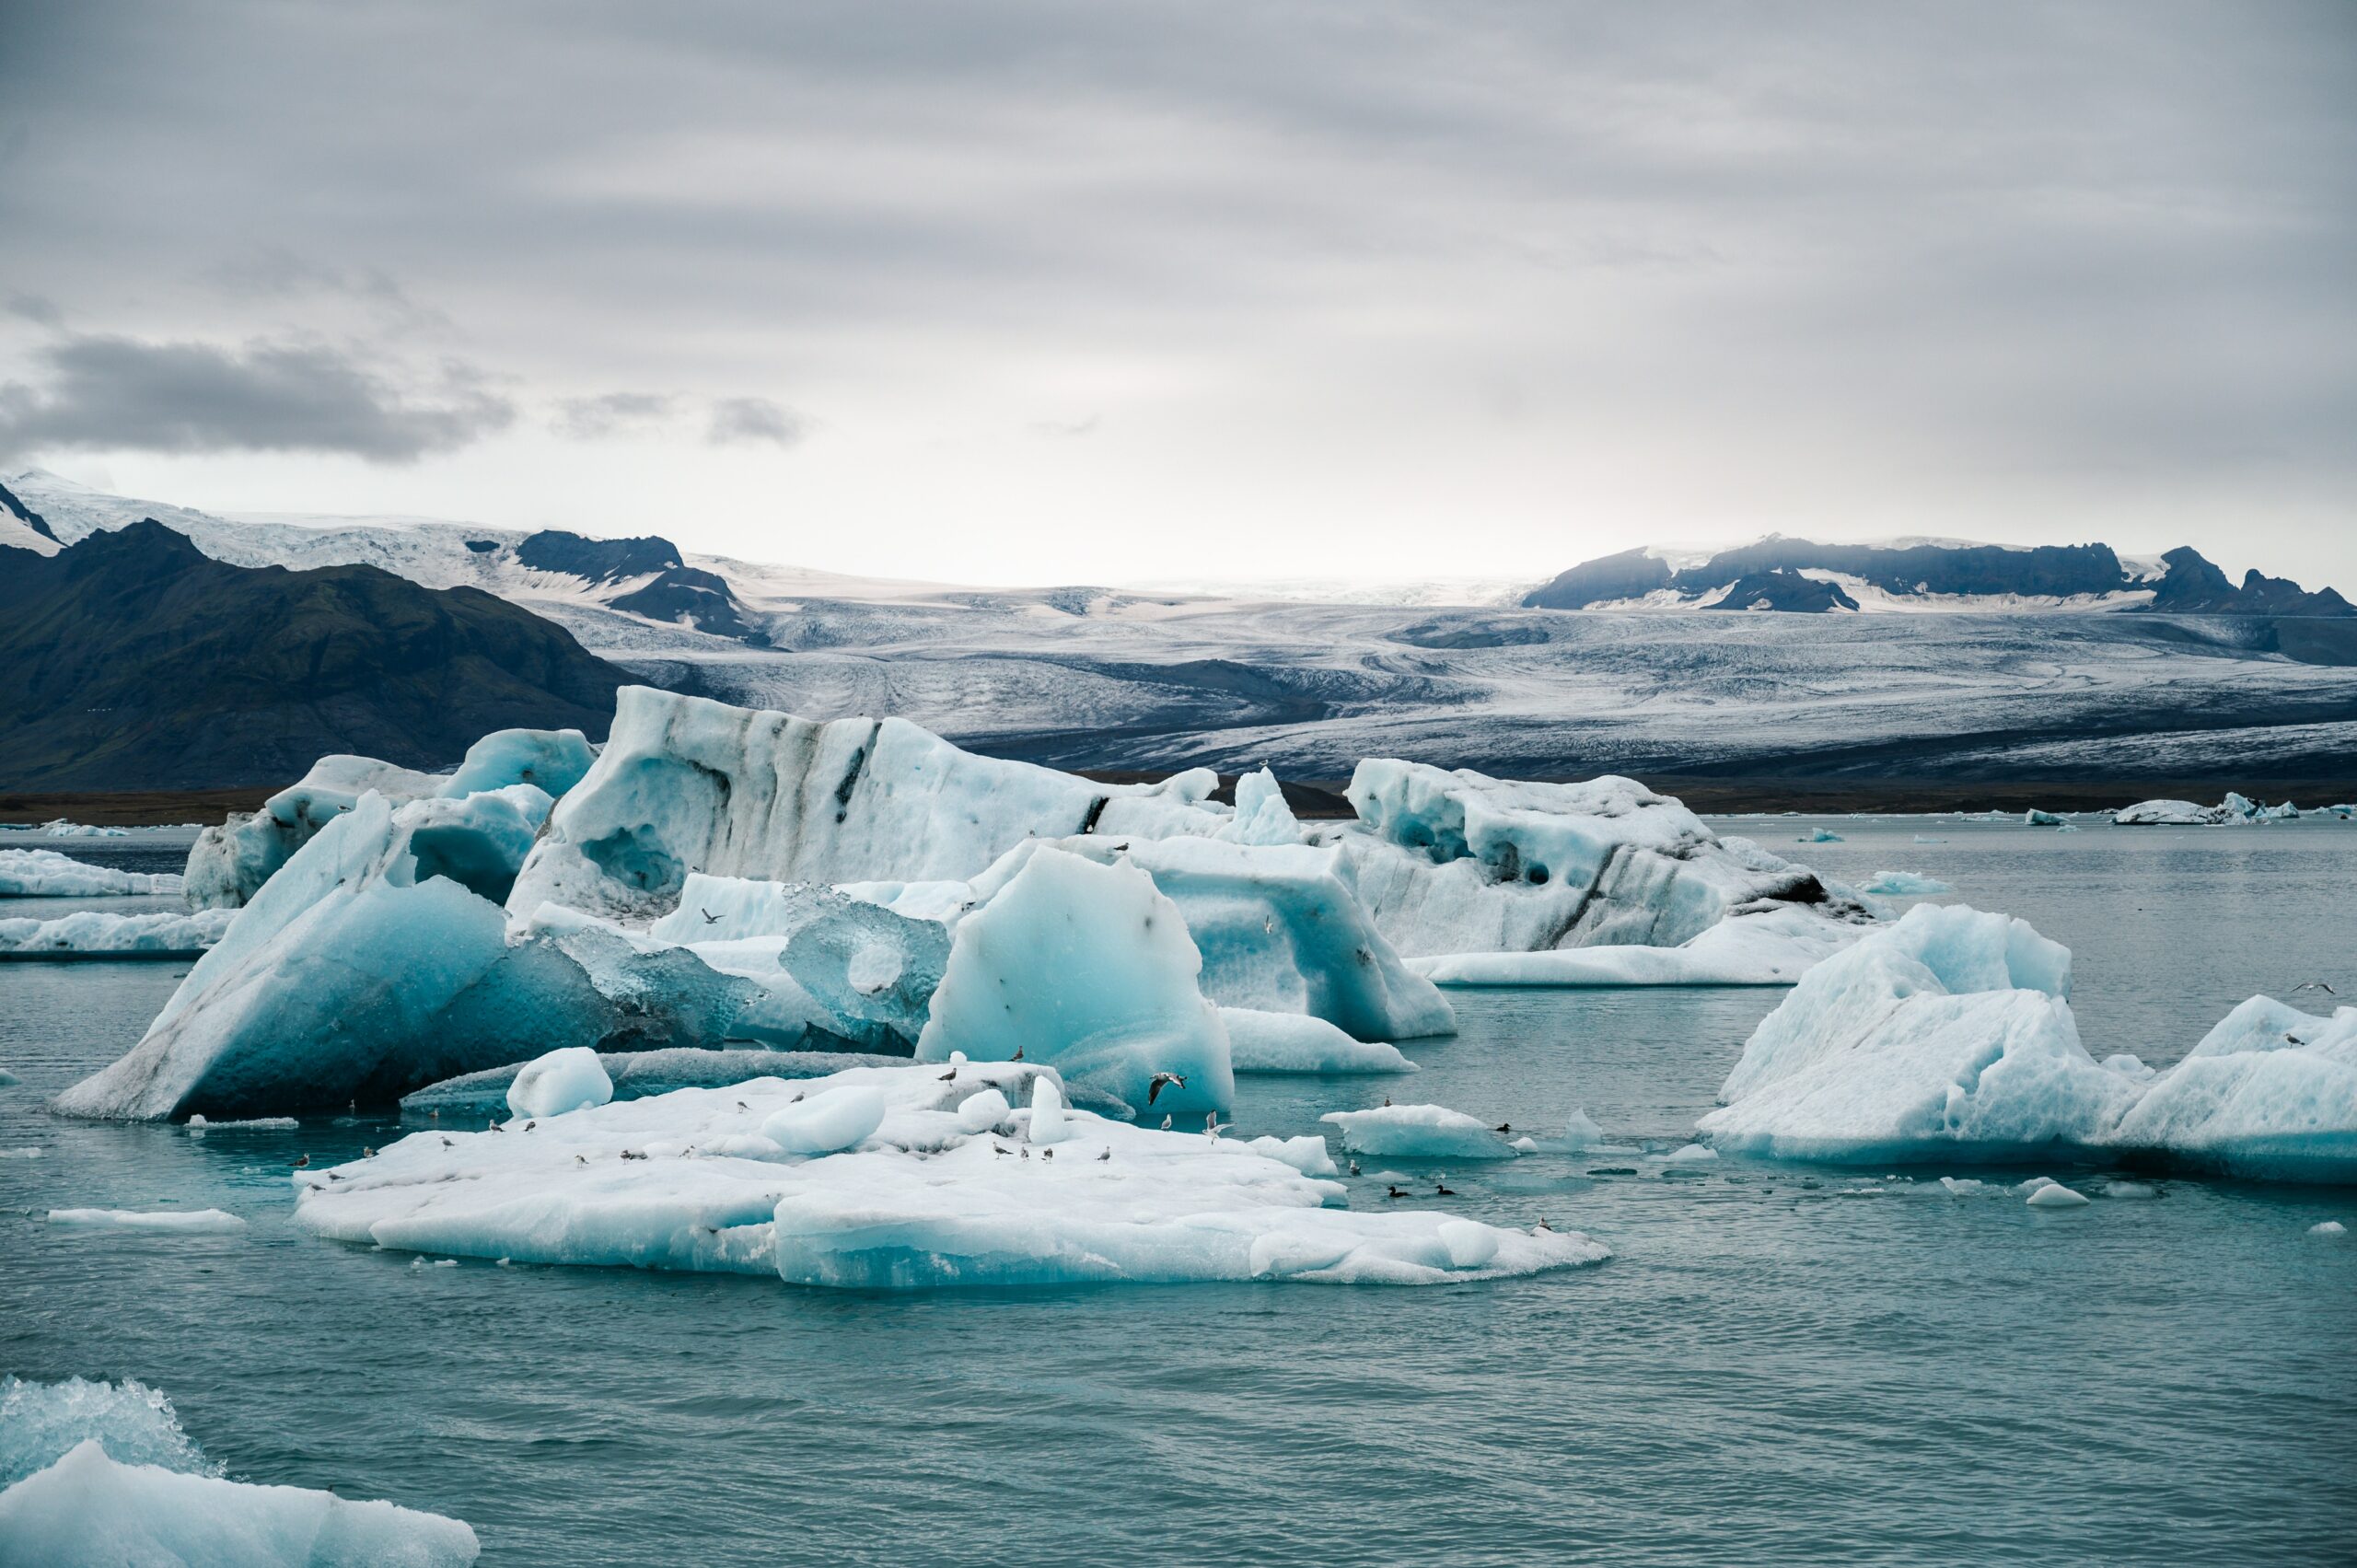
[2,818,2352,1564]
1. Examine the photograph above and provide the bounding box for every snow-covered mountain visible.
[10,469,2357,789]
[1522,537,2354,616]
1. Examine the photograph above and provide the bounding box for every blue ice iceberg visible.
[0,848,180,898]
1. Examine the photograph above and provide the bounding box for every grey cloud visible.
[0,332,515,462]
[552,390,677,439]
[706,396,807,448]
[6,294,61,327]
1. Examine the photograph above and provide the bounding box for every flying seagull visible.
[293,1153,310,1167]
[2292,980,2338,996]
[700,908,719,924]
[1147,1072,1188,1106]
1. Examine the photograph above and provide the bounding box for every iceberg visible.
[186,727,595,910]
[2,1375,211,1485]
[403,1047,909,1118]
[2110,793,2300,828]
[1698,905,2136,1164]
[914,846,1234,1114]
[0,908,234,958]
[1318,1104,1517,1160]
[1219,1008,1416,1074]
[39,820,130,837]
[1329,760,1869,961]
[2023,809,2065,826]
[1858,871,1953,897]
[293,1061,1606,1288]
[1799,828,1846,842]
[0,848,180,898]
[57,786,767,1121]
[506,686,1230,925]
[2103,996,2357,1182]
[1411,904,1857,987]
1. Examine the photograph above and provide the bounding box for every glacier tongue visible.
[293,1061,1607,1288]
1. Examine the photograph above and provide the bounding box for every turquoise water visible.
[2,820,2352,1564]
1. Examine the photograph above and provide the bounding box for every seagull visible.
[1381,1097,1392,1108]
[363,1146,376,1158]
[1147,1073,1189,1106]
[1012,1047,1025,1062]
[993,1144,1012,1156]
[440,1137,453,1148]
[429,1109,439,1121]
[575,1155,586,1164]
[2293,980,2339,996]
[1160,1114,1173,1132]
[736,1101,748,1110]
[1535,1217,1553,1232]
[1020,1147,1030,1160]
[488,1121,502,1132]
[1041,1148,1054,1161]
[523,1121,535,1132]
[938,1069,958,1081]
[700,908,719,924]
[1435,1182,1455,1197]
[1097,1148,1111,1162]
[1348,1160,1361,1177]
[327,1172,343,1181]
[293,1153,309,1167]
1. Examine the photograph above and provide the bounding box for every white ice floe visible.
[2103,995,2357,1182]
[2026,1182,2090,1207]
[2024,809,2065,826]
[0,1437,479,1566]
[1410,904,1858,987]
[1239,1134,1340,1177]
[184,1115,298,1131]
[1857,871,1953,897]
[1318,1104,1516,1160]
[1798,829,1844,842]
[186,727,596,911]
[0,908,234,958]
[1698,905,2135,1164]
[0,848,180,898]
[39,820,129,838]
[505,1047,614,1121]
[2109,792,2299,828]
[47,1208,248,1232]
[294,1062,1604,1288]
[2310,1220,2346,1236]
[914,846,1233,1114]
[1219,1008,1416,1074]
[1660,1144,1718,1163]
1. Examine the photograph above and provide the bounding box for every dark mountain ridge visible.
[0,520,629,790]
[1524,538,2352,615]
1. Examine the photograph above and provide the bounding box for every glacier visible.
[292,1061,1608,1288]
[0,1376,478,1567]
[0,848,180,898]
[0,908,234,958]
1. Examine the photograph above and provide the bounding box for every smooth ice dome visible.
[761,1086,888,1154]
[2026,1182,2090,1207]
[293,1061,1606,1288]
[1318,1104,1516,1159]
[0,848,180,898]
[0,1440,480,1567]
[506,1047,614,1120]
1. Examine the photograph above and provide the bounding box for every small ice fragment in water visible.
[2026,1183,2091,1207]
[0,1147,43,1159]
[1661,1144,1718,1163]
[47,1209,247,1233]
[2310,1220,2347,1237]
[1938,1177,1983,1194]
[2102,1180,2158,1199]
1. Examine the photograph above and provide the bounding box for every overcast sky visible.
[2,1,2351,587]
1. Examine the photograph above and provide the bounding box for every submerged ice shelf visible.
[295,1059,1606,1288]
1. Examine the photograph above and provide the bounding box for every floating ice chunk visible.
[1319,1105,1515,1160]
[1240,1135,1339,1178]
[2102,995,2357,1182]
[1661,1144,1718,1163]
[1937,1177,1984,1194]
[1858,871,1953,897]
[1028,1074,1071,1144]
[0,1376,211,1486]
[1411,905,1858,987]
[185,1116,298,1131]
[48,1208,247,1232]
[0,848,180,898]
[0,1068,17,1086]
[1799,829,1845,842]
[2015,1177,2056,1194]
[1699,905,2133,1164]
[0,908,235,958]
[2108,798,2216,827]
[915,846,1233,1115]
[0,1439,481,1567]
[0,1147,41,1158]
[295,1062,1605,1287]
[1558,1107,1604,1150]
[2103,1181,2158,1199]
[1219,1008,1415,1074]
[2023,809,2064,826]
[2310,1220,2346,1236]
[39,820,130,838]
[761,1086,888,1155]
[2026,1182,2090,1207]
[506,1047,614,1121]
[1911,835,1946,843]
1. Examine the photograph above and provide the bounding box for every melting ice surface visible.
[3,816,2353,1565]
